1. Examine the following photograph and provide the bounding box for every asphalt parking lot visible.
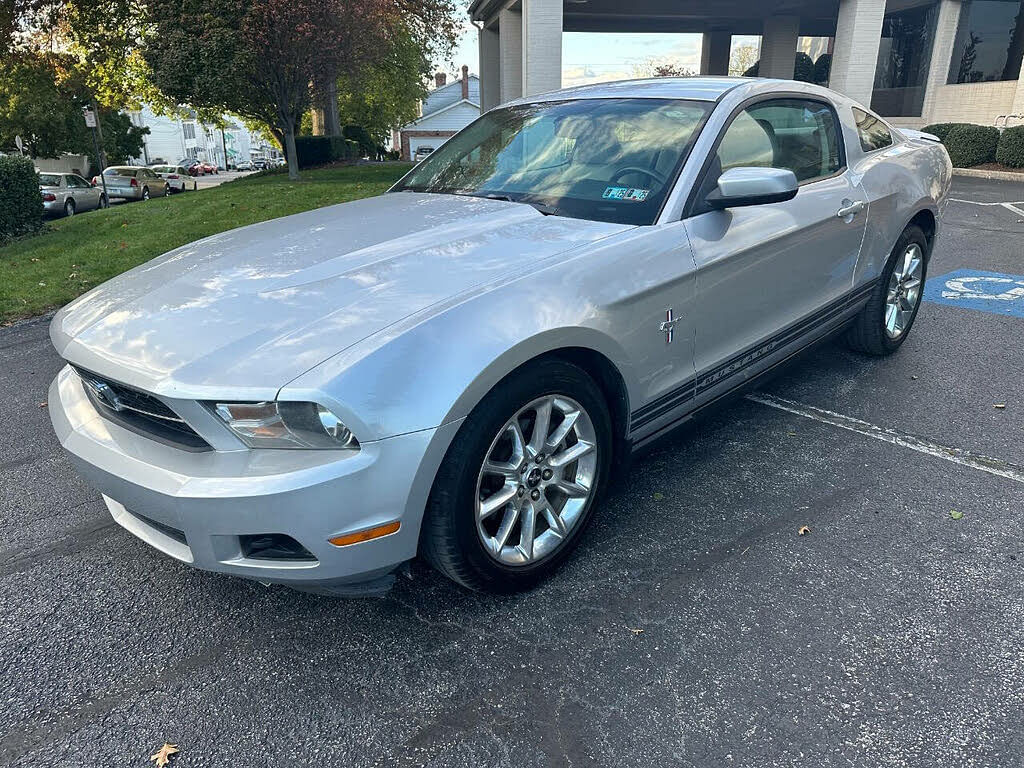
[2,176,1023,767]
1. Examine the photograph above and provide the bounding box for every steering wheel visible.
[609,166,667,187]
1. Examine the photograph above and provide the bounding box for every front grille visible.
[73,366,211,452]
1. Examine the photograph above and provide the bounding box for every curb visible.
[954,168,1024,182]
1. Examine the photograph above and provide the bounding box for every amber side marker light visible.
[329,521,401,547]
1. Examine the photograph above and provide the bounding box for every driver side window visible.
[716,98,842,183]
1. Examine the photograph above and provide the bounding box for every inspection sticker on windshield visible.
[923,269,1024,318]
[602,186,650,202]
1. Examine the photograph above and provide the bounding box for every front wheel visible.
[845,224,928,355]
[421,359,613,592]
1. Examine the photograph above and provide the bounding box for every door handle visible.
[837,200,866,218]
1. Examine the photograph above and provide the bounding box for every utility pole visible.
[83,106,108,203]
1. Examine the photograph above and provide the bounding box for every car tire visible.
[845,224,928,356]
[100,194,108,209]
[421,359,613,593]
[141,187,150,201]
[63,199,75,217]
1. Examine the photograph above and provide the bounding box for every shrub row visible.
[921,122,1024,168]
[0,155,44,245]
[995,125,1024,168]
[293,136,361,169]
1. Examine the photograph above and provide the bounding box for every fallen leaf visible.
[150,743,179,767]
[627,627,644,636]
[38,401,47,408]
[786,431,798,437]
[38,282,46,287]
[31,257,39,262]
[652,492,664,501]
[950,510,963,520]
[994,404,1006,409]
[798,525,811,536]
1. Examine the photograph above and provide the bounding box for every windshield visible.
[38,174,61,186]
[393,98,710,225]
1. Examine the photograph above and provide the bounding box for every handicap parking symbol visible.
[923,269,1024,318]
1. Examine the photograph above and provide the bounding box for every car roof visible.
[500,76,844,109]
[503,76,746,107]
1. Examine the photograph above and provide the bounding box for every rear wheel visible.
[99,194,109,209]
[421,359,613,592]
[63,199,75,217]
[141,186,150,201]
[845,224,927,355]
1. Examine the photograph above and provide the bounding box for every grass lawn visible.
[0,163,412,325]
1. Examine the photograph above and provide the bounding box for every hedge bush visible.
[0,155,44,245]
[294,136,361,168]
[930,123,1000,167]
[996,125,1024,168]
[920,123,967,142]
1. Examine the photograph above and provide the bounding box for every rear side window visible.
[853,108,893,152]
[38,174,62,186]
[715,98,843,183]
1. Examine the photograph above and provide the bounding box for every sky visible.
[442,30,764,86]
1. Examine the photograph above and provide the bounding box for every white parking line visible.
[746,393,1024,484]
[949,198,1024,206]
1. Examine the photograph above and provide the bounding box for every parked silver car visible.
[39,172,108,217]
[93,166,169,201]
[150,165,198,193]
[49,78,951,596]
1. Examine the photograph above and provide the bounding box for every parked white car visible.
[150,165,198,193]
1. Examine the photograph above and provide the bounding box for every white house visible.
[128,107,278,168]
[397,65,481,160]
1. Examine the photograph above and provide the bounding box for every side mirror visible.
[705,167,799,209]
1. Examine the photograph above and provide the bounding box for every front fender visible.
[278,278,637,443]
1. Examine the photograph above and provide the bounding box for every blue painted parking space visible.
[924,269,1024,318]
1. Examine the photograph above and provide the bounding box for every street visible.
[1,176,1022,767]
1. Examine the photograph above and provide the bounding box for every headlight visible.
[210,401,359,449]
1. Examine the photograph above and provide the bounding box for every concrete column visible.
[522,0,563,96]
[829,0,886,105]
[499,7,523,103]
[920,0,961,122]
[479,25,501,110]
[759,16,799,79]
[700,31,732,76]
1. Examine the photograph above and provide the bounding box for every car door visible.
[69,174,99,210]
[682,96,868,401]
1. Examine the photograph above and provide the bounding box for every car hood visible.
[51,192,630,399]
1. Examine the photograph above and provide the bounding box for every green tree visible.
[0,51,148,169]
[145,0,459,180]
[335,23,431,147]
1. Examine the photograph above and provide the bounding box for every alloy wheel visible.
[884,242,923,339]
[475,395,598,566]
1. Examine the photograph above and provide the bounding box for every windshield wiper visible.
[468,192,559,216]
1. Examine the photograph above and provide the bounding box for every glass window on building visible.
[947,0,1024,83]
[871,0,940,117]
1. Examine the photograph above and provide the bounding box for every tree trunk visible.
[326,80,341,137]
[284,121,300,180]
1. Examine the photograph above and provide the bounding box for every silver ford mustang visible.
[48,77,951,595]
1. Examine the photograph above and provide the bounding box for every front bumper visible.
[49,366,457,592]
